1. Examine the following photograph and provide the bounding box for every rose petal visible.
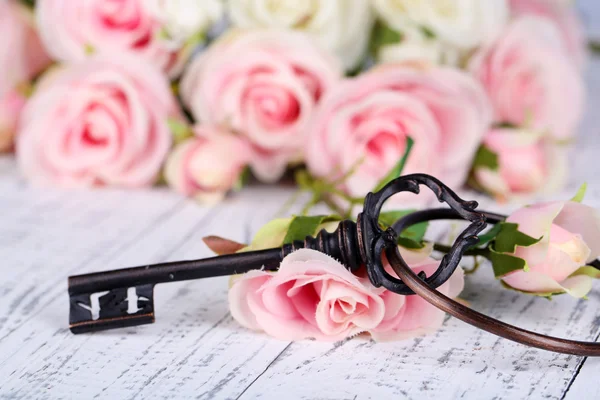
[554,202,600,262]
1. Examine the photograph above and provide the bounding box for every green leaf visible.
[570,265,600,279]
[233,167,251,191]
[571,183,588,203]
[379,210,428,248]
[246,218,293,251]
[283,215,341,244]
[494,222,542,253]
[370,21,404,55]
[373,137,414,193]
[167,118,193,145]
[475,223,503,248]
[420,25,436,39]
[397,237,426,249]
[295,169,314,191]
[488,249,529,278]
[472,145,499,170]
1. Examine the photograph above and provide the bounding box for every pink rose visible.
[0,0,51,152]
[180,30,343,182]
[36,0,188,77]
[16,54,178,188]
[501,201,600,298]
[305,65,492,202]
[229,249,385,341]
[165,125,252,203]
[509,0,587,68]
[229,247,466,341]
[469,17,584,141]
[473,128,567,199]
[0,89,27,152]
[370,248,465,341]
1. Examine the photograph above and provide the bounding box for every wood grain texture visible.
[1,19,600,400]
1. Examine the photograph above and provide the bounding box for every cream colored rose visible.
[227,0,373,70]
[372,0,509,49]
[375,26,460,66]
[145,0,224,48]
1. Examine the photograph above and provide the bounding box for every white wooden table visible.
[2,17,600,400]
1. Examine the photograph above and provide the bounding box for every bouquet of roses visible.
[0,0,587,204]
[6,0,600,345]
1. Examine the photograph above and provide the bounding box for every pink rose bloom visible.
[0,89,27,152]
[509,0,587,67]
[305,65,492,202]
[469,17,584,141]
[370,248,465,341]
[474,128,567,199]
[165,125,252,203]
[229,249,385,341]
[36,0,188,77]
[180,30,343,182]
[229,247,465,341]
[0,0,51,152]
[16,54,178,187]
[501,201,600,298]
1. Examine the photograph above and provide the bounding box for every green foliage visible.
[246,218,293,251]
[167,118,193,145]
[571,183,588,203]
[378,210,428,248]
[233,167,251,191]
[570,266,600,279]
[493,223,542,253]
[472,145,499,170]
[475,223,503,248]
[370,21,403,56]
[373,137,414,192]
[488,249,529,278]
[420,26,436,39]
[283,215,341,244]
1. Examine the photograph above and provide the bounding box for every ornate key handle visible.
[67,173,600,356]
[357,173,487,295]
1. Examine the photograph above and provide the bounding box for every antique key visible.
[67,174,600,357]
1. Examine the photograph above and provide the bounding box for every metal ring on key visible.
[384,208,600,357]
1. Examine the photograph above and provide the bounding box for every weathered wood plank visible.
[1,31,600,400]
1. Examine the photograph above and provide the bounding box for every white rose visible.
[227,0,373,70]
[376,26,461,66]
[372,0,509,49]
[145,0,224,47]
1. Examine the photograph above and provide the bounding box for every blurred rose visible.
[372,0,509,49]
[145,0,223,48]
[36,0,198,77]
[230,249,386,341]
[180,30,342,182]
[0,89,27,153]
[371,249,464,341]
[473,128,567,200]
[469,17,584,141]
[375,28,460,67]
[227,0,373,70]
[305,65,492,202]
[0,0,51,152]
[165,125,252,204]
[509,0,586,67]
[16,54,178,187]
[501,201,600,298]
